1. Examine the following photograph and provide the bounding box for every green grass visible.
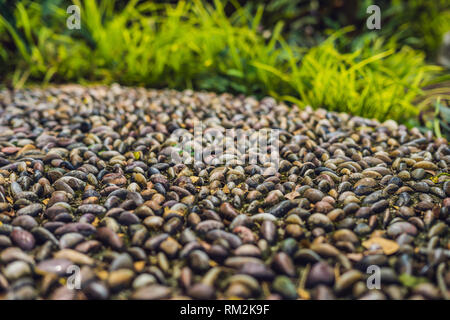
[0,0,444,123]
[243,0,450,62]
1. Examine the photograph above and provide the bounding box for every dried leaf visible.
[297,288,310,300]
[134,261,145,272]
[362,237,399,255]
[91,217,100,227]
[96,270,108,280]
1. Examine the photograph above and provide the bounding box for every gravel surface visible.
[0,84,449,300]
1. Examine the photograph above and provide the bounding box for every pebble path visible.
[0,85,449,300]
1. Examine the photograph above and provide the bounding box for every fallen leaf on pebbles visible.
[362,237,399,255]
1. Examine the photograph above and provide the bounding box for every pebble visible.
[17,203,43,216]
[387,222,418,237]
[335,270,362,294]
[108,269,135,290]
[272,276,297,299]
[4,261,32,280]
[307,262,335,287]
[187,283,216,300]
[131,285,172,300]
[11,228,35,250]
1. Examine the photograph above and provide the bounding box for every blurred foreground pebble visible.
[0,85,449,300]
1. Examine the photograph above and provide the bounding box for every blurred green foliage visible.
[408,95,450,140]
[242,0,450,59]
[0,0,448,129]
